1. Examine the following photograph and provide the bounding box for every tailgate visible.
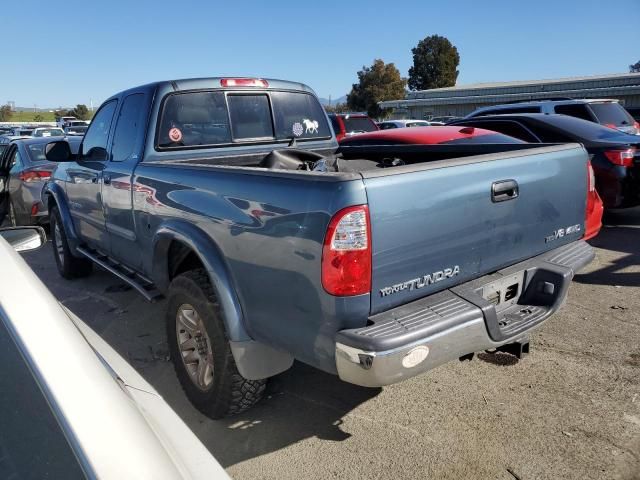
[363,144,588,314]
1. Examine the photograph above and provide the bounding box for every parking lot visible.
[18,206,638,480]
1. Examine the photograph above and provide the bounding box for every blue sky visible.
[3,0,639,108]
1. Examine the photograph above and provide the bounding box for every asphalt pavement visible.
[22,208,640,480]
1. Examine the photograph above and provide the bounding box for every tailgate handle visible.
[492,179,519,203]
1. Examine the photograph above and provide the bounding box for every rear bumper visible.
[335,240,594,387]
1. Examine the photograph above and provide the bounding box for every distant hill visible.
[318,95,347,106]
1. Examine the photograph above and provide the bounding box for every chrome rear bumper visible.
[335,240,594,387]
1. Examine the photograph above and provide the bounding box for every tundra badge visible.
[380,266,460,297]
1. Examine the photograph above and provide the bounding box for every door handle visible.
[103,174,111,185]
[491,179,519,203]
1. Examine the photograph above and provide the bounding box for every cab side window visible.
[81,100,118,161]
[111,94,146,162]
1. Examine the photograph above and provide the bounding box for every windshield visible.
[26,143,50,162]
[33,128,64,137]
[589,102,635,127]
[342,116,377,134]
[18,130,33,136]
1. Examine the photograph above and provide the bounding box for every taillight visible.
[604,123,617,130]
[18,169,52,182]
[220,78,269,88]
[322,205,371,296]
[604,148,635,167]
[634,122,640,134]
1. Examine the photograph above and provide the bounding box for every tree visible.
[0,104,12,122]
[630,60,640,73]
[346,59,407,118]
[70,104,90,120]
[33,114,43,122]
[408,35,460,91]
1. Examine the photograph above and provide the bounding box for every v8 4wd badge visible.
[545,224,581,243]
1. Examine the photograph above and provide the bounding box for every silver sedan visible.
[3,136,80,226]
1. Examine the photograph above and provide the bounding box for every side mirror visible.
[45,140,75,162]
[0,227,47,252]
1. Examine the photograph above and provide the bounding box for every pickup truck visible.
[39,77,595,419]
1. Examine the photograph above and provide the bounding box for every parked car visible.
[450,113,640,209]
[466,99,640,136]
[64,124,88,136]
[56,115,78,129]
[340,124,604,240]
[32,127,65,137]
[11,127,34,137]
[1,136,81,225]
[42,77,594,419]
[430,115,461,123]
[0,225,229,479]
[327,112,378,141]
[377,119,432,129]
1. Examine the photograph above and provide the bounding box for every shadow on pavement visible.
[156,361,381,468]
[575,224,640,287]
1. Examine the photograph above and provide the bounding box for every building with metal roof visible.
[379,72,640,119]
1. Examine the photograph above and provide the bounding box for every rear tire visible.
[49,206,92,279]
[166,268,266,418]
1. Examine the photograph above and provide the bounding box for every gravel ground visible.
[23,208,640,480]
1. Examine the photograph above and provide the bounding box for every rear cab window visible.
[588,102,635,127]
[157,90,331,149]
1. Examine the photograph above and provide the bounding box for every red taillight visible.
[604,123,617,130]
[584,159,603,240]
[604,148,635,167]
[322,205,371,296]
[18,169,52,182]
[634,122,640,134]
[220,78,269,88]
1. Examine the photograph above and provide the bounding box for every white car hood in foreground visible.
[0,239,228,479]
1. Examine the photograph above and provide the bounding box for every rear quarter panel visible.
[133,164,369,373]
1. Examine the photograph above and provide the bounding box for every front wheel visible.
[166,269,266,418]
[49,206,93,279]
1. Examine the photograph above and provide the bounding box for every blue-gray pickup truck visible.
[42,77,594,418]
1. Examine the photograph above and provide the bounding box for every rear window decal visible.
[303,119,319,134]
[168,127,183,143]
[292,122,303,137]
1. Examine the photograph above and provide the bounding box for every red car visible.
[327,113,378,142]
[340,126,603,240]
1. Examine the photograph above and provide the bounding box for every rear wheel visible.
[166,268,266,418]
[49,206,92,279]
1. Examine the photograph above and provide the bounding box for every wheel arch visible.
[43,182,81,254]
[153,220,293,379]
[152,220,249,342]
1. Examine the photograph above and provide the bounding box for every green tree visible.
[0,104,12,122]
[33,114,43,122]
[346,59,407,118]
[630,60,640,73]
[70,104,90,120]
[408,35,460,91]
